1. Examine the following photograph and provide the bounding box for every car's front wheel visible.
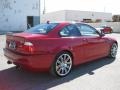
[50,52,73,77]
[109,43,118,58]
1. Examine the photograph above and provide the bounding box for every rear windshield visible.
[25,23,58,34]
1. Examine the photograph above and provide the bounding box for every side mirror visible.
[96,28,105,37]
[98,29,105,37]
[100,31,105,37]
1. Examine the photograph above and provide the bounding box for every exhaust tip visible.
[7,61,12,64]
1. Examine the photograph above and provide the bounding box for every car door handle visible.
[83,38,87,41]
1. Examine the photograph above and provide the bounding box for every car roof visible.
[46,21,85,25]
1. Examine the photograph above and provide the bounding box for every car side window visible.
[77,24,99,36]
[60,25,80,37]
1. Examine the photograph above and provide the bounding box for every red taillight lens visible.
[23,42,34,52]
[18,42,34,54]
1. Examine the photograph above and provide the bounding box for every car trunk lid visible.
[6,32,47,54]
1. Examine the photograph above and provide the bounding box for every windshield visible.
[25,23,58,34]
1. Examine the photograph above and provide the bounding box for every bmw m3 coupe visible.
[4,22,118,77]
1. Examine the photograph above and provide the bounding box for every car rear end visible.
[3,23,59,72]
[3,34,53,71]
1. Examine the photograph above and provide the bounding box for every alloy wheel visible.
[110,43,118,58]
[55,53,72,76]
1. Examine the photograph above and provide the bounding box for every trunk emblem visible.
[9,41,16,49]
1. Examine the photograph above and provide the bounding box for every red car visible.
[102,26,113,34]
[96,26,113,34]
[4,22,118,77]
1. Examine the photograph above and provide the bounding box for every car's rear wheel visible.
[109,43,118,58]
[50,52,73,77]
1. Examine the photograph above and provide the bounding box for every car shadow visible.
[0,57,115,90]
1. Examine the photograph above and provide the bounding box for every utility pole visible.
[43,0,46,14]
[104,6,106,12]
[39,0,41,23]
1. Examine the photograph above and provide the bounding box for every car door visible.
[76,24,109,61]
[59,24,86,65]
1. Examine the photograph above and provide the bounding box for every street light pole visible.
[39,0,41,23]
[43,0,46,14]
[104,6,106,12]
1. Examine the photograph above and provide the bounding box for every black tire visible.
[50,52,73,77]
[109,43,118,58]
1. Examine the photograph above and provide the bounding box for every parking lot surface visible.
[0,33,120,90]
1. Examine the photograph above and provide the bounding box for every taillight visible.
[24,42,33,46]
[23,42,34,52]
[18,42,34,54]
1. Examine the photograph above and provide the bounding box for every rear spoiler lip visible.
[6,34,25,44]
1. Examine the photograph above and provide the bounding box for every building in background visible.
[0,0,40,33]
[41,10,112,23]
[112,15,120,22]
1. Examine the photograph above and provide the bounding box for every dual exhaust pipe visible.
[7,61,21,69]
[7,61,12,64]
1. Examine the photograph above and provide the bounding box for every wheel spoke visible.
[60,56,64,63]
[61,68,65,74]
[66,56,70,62]
[63,54,67,60]
[66,65,70,69]
[58,68,62,74]
[64,67,68,74]
[65,61,71,65]
[57,59,61,64]
[56,65,61,71]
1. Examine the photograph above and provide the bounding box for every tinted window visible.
[60,25,80,37]
[25,23,58,34]
[77,24,99,36]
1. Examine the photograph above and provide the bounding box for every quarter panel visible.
[30,37,85,66]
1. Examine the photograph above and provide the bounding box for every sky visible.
[41,0,120,14]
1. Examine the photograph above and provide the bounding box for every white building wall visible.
[41,10,112,23]
[41,11,66,23]
[0,0,40,32]
[66,10,112,22]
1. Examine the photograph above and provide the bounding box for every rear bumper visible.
[3,48,54,72]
